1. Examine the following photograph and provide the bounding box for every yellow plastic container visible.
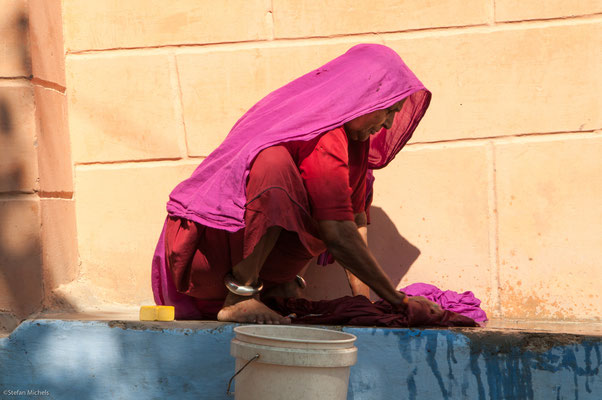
[139,305,175,321]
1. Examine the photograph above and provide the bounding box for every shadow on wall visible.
[302,206,420,301]
[15,11,32,76]
[0,320,239,399]
[0,8,31,78]
[0,11,37,331]
[369,206,421,290]
[0,98,22,189]
[0,10,75,334]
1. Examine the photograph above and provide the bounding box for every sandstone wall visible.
[0,0,77,332]
[2,1,600,322]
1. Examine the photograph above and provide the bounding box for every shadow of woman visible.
[301,206,421,301]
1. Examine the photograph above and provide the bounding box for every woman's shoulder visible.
[284,126,346,154]
[303,126,347,144]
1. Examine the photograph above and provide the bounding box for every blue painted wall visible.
[345,328,601,400]
[0,321,600,399]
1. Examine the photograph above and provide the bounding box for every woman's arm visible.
[318,217,407,308]
[344,213,371,297]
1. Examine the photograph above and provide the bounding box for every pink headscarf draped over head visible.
[167,44,431,231]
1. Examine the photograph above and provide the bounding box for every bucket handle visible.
[226,354,260,396]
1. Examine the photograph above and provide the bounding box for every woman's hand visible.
[408,296,443,316]
[390,291,410,312]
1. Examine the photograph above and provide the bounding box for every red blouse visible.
[283,127,369,221]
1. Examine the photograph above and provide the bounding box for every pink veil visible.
[166,43,431,232]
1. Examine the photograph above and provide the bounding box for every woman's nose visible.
[383,114,395,129]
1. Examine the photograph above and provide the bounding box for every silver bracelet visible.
[224,272,263,296]
[295,275,307,289]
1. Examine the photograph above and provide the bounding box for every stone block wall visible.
[0,0,79,333]
[2,1,600,323]
[0,0,38,332]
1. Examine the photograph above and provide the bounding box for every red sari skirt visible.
[164,145,328,317]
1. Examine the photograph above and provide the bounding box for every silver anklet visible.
[295,275,307,289]
[224,272,263,296]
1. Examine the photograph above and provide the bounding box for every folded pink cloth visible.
[401,282,488,322]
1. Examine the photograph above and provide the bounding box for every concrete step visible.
[1,313,600,399]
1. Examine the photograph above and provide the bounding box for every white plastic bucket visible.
[229,325,357,400]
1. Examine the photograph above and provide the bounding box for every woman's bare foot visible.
[217,293,291,324]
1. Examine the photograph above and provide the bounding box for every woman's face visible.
[344,99,406,142]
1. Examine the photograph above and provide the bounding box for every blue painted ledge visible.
[0,319,600,399]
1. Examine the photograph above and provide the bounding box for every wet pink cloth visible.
[401,283,488,322]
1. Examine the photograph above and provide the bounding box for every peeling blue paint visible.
[344,328,601,400]
[0,321,600,399]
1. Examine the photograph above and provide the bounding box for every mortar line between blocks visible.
[65,32,383,56]
[169,52,190,159]
[0,192,39,200]
[0,77,32,87]
[404,129,601,150]
[64,13,602,56]
[496,11,602,25]
[31,77,66,94]
[487,141,502,318]
[75,158,205,171]
[488,0,496,26]
[69,140,84,280]
[37,191,74,200]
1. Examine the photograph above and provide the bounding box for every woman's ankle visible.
[261,280,302,300]
[222,292,260,307]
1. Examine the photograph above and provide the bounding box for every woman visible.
[151,44,437,324]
